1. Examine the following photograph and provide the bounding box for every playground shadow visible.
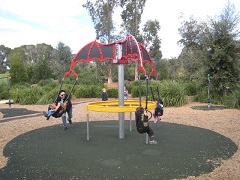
[191,105,226,111]
[0,108,40,118]
[0,121,237,179]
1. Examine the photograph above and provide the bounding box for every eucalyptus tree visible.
[120,0,146,37]
[142,19,162,61]
[120,0,147,80]
[83,0,120,83]
[52,42,73,79]
[178,16,207,81]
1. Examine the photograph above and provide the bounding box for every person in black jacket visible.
[135,106,157,144]
[55,90,73,130]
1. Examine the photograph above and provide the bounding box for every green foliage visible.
[9,48,28,84]
[74,85,102,98]
[37,88,59,104]
[193,88,224,105]
[0,82,9,99]
[157,81,187,107]
[107,89,118,98]
[223,87,240,109]
[128,80,187,107]
[183,81,200,96]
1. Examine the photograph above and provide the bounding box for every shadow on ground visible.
[0,121,237,179]
[0,108,40,118]
[191,105,226,111]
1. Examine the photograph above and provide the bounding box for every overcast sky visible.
[0,0,239,59]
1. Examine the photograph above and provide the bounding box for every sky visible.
[0,0,240,59]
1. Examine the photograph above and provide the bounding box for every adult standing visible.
[56,90,73,130]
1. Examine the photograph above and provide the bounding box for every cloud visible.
[0,0,239,58]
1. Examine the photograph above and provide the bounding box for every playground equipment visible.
[60,34,158,139]
[86,100,156,140]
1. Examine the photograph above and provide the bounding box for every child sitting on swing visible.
[153,98,164,123]
[43,103,61,120]
[43,100,68,120]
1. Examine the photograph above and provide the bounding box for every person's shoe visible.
[68,119,72,124]
[154,117,159,123]
[43,111,48,117]
[149,140,157,144]
[46,116,50,120]
[63,127,67,130]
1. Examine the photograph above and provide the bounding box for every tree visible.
[120,0,147,80]
[52,42,73,79]
[8,48,28,84]
[0,45,11,73]
[142,20,162,61]
[203,2,240,95]
[83,0,120,83]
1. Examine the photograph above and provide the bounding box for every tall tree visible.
[203,2,240,95]
[52,42,73,79]
[142,20,162,61]
[83,0,120,83]
[120,0,146,80]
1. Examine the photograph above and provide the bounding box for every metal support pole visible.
[118,64,125,139]
[146,133,149,144]
[87,114,90,140]
[130,112,132,132]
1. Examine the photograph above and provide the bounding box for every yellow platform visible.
[87,100,155,113]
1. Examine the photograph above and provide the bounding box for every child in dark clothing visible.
[153,98,164,123]
[43,102,61,120]
[135,106,157,144]
[101,88,108,101]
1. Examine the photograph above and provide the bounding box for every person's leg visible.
[147,127,157,144]
[67,107,73,124]
[61,113,67,130]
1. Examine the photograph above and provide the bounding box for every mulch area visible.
[0,99,240,179]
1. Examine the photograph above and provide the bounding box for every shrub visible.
[0,82,9,99]
[11,85,43,104]
[223,88,240,109]
[107,89,118,98]
[183,81,200,96]
[159,81,187,107]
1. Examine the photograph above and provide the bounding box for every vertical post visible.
[130,112,132,132]
[118,64,125,139]
[87,114,90,140]
[146,133,149,144]
[117,43,125,139]
[207,74,211,108]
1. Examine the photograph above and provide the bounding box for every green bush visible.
[128,80,187,107]
[37,88,59,104]
[107,89,118,98]
[0,82,9,99]
[159,81,187,107]
[10,85,43,104]
[74,85,102,98]
[223,88,240,109]
[183,81,200,96]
